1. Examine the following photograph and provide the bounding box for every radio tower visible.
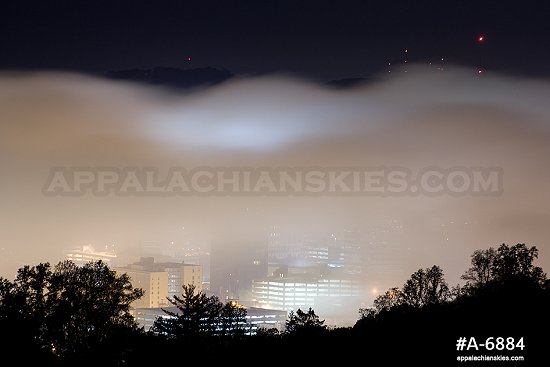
[477,34,486,74]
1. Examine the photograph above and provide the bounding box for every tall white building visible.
[122,257,202,298]
[163,262,203,298]
[116,268,169,308]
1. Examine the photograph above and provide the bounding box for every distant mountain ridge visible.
[105,66,234,90]
[104,66,380,90]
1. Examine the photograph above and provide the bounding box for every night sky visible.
[1,0,549,80]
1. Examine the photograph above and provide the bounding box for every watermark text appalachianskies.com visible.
[43,166,503,197]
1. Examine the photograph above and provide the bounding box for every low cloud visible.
[1,66,549,287]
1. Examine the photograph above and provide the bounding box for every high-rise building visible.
[267,226,303,262]
[363,217,405,292]
[180,245,210,290]
[116,268,168,308]
[210,240,267,301]
[163,262,203,298]
[122,257,203,298]
[328,229,364,275]
[267,228,365,275]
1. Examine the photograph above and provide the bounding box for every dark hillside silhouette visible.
[0,243,547,366]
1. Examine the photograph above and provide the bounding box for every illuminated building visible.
[122,257,203,297]
[131,305,287,333]
[164,262,202,298]
[116,268,168,308]
[66,245,117,267]
[267,229,365,276]
[252,273,363,313]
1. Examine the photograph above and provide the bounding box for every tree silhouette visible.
[461,243,546,295]
[354,245,549,365]
[285,308,326,334]
[359,287,403,318]
[373,287,403,312]
[0,242,547,366]
[461,247,496,291]
[219,301,249,337]
[492,243,546,284]
[46,261,143,357]
[0,260,143,362]
[0,263,51,340]
[401,265,450,307]
[153,284,249,339]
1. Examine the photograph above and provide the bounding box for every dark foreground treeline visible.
[0,243,548,366]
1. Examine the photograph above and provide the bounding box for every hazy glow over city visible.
[1,66,549,313]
